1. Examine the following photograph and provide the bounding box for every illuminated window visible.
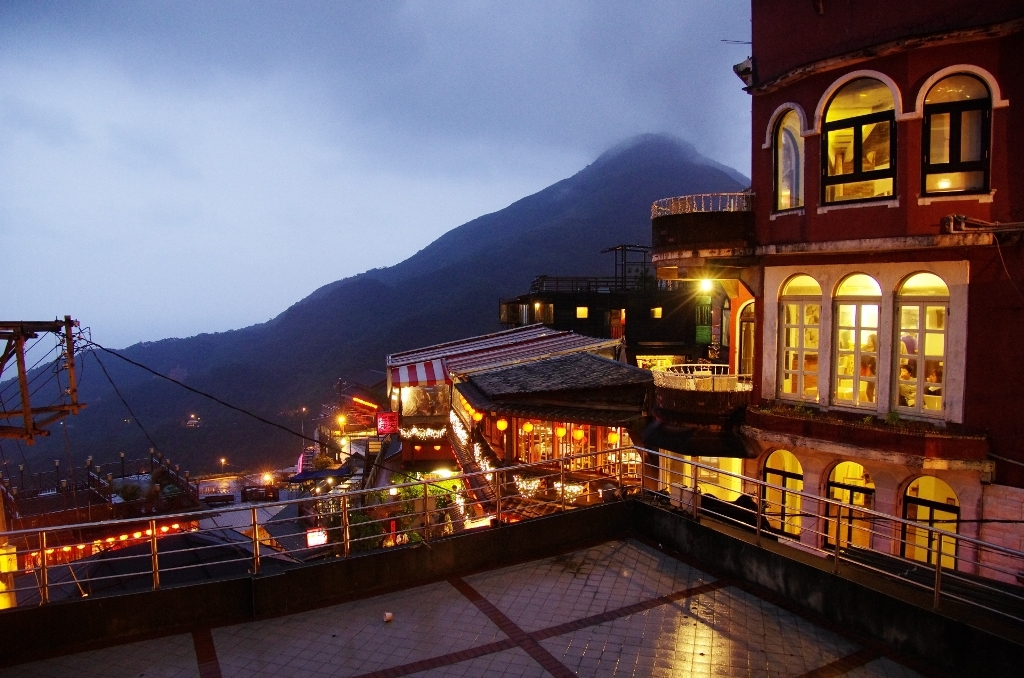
[763,450,803,536]
[822,78,896,204]
[833,274,881,408]
[902,476,959,569]
[774,110,804,210]
[922,74,990,195]
[824,461,875,550]
[778,275,821,402]
[576,306,588,319]
[895,273,949,417]
[650,307,663,319]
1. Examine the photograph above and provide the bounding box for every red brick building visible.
[652,3,1024,579]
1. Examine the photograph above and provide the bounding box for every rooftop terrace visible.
[2,538,933,678]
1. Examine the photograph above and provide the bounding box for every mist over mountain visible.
[9,134,747,475]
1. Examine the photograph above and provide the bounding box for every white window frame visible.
[762,262,968,423]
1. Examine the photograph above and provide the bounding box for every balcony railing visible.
[1,447,1021,624]
[651,192,753,218]
[652,364,753,392]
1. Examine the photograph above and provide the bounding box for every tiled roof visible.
[463,352,652,397]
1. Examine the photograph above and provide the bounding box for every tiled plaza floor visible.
[0,539,931,677]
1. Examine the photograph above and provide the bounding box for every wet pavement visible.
[0,539,931,677]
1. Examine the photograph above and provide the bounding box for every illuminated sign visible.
[306,528,328,547]
[376,412,399,436]
[351,396,379,410]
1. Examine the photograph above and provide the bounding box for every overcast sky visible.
[1,1,751,348]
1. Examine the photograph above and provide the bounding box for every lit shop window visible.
[576,306,589,319]
[833,274,881,408]
[650,307,663,319]
[775,110,804,210]
[895,273,949,417]
[822,78,896,203]
[763,449,803,536]
[824,461,875,550]
[922,74,990,195]
[778,275,821,402]
[902,476,960,569]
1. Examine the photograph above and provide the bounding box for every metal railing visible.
[655,452,1024,623]
[0,447,1021,625]
[651,364,753,392]
[651,192,753,218]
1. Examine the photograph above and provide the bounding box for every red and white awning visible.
[391,359,449,387]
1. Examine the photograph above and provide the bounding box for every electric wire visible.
[83,340,343,456]
[91,351,162,455]
[994,236,1024,304]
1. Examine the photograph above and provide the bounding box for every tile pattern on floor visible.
[538,583,861,677]
[212,580,507,677]
[463,539,713,633]
[0,539,933,678]
[0,633,199,678]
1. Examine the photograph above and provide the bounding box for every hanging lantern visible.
[607,430,620,445]
[496,419,508,431]
[572,429,585,442]
[555,426,567,438]
[523,422,534,433]
[472,412,483,422]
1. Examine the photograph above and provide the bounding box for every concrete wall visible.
[980,483,1024,582]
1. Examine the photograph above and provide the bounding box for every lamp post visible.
[220,457,226,474]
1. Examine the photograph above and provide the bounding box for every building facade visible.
[652,2,1024,580]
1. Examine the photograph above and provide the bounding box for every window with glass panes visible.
[822,78,896,204]
[895,274,949,417]
[833,275,881,408]
[922,74,990,195]
[779,276,821,402]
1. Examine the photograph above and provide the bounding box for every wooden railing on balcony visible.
[651,192,753,218]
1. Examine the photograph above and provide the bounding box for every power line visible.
[91,351,162,454]
[84,340,342,455]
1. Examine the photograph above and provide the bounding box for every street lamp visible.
[220,458,226,473]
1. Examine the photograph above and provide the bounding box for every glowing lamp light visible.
[145,529,152,536]
[937,178,952,189]
[119,535,128,541]
[700,279,713,292]
[306,528,328,548]
[77,544,86,550]
[171,523,180,530]
[496,419,508,432]
[522,422,534,433]
[45,549,54,555]
[262,473,274,485]
[572,429,585,442]
[607,431,621,445]
[160,526,169,533]
[133,532,142,539]
[414,445,422,451]
[433,468,454,478]
[433,445,442,451]
[337,415,346,425]
[389,486,399,496]
[472,412,483,422]
[62,546,71,552]
[106,538,115,544]
[555,426,567,438]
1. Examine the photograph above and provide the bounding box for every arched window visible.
[738,302,756,376]
[775,110,804,210]
[902,476,959,569]
[822,78,896,204]
[779,275,821,402]
[895,273,949,417]
[824,461,875,550]
[922,74,990,195]
[834,274,881,408]
[763,450,803,536]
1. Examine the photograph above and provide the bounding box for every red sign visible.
[376,412,399,436]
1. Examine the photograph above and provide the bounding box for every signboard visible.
[367,440,383,454]
[376,412,399,436]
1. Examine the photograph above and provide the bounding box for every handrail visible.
[1,446,1021,621]
[651,192,753,218]
[651,364,753,392]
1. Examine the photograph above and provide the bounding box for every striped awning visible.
[390,359,449,387]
